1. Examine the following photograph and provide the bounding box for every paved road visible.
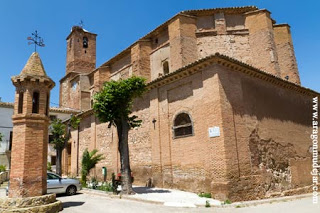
[57,192,320,213]
[1,188,319,213]
[57,192,212,213]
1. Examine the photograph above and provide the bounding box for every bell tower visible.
[10,52,55,197]
[66,26,97,74]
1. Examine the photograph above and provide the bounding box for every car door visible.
[47,173,64,194]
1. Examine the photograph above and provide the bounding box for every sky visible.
[0,0,319,106]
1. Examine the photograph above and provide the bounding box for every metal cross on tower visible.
[27,30,45,52]
[79,20,84,28]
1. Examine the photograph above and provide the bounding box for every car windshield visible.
[47,173,60,180]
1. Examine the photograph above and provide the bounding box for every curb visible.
[81,188,165,205]
[211,193,313,208]
[80,188,313,208]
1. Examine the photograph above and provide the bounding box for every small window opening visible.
[32,91,40,113]
[173,113,193,138]
[69,38,72,48]
[18,91,24,114]
[155,38,158,44]
[9,131,13,151]
[163,61,169,75]
[46,94,50,116]
[83,37,88,48]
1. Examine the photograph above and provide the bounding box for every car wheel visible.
[66,185,77,196]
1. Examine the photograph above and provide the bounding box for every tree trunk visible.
[56,148,63,176]
[116,117,134,194]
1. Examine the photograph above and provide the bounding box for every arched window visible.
[173,112,193,138]
[83,37,88,48]
[32,91,40,113]
[18,91,24,114]
[163,61,169,75]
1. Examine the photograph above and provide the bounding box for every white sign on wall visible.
[208,126,220,138]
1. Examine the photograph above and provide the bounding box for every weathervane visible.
[27,30,45,52]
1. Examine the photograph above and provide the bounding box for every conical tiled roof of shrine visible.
[20,52,47,77]
[11,52,55,89]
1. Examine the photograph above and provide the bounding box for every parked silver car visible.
[6,172,81,196]
[47,172,81,195]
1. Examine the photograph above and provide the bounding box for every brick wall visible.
[10,83,51,198]
[216,63,316,201]
[274,24,300,84]
[66,27,96,74]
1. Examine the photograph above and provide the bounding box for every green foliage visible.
[50,116,80,150]
[70,115,81,129]
[51,119,67,150]
[47,162,52,171]
[224,199,232,205]
[97,182,113,192]
[205,200,211,208]
[0,132,3,142]
[236,205,241,208]
[81,148,104,185]
[0,165,6,172]
[89,176,98,189]
[93,76,147,128]
[198,192,212,198]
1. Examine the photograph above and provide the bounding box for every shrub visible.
[97,182,113,192]
[198,192,212,198]
[205,200,211,208]
[47,162,52,171]
[89,176,98,189]
[81,148,104,185]
[224,199,232,204]
[0,165,6,172]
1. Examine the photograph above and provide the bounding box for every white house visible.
[0,101,78,170]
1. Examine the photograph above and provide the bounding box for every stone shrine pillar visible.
[9,52,54,198]
[0,52,62,213]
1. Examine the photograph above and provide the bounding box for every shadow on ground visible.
[133,187,171,194]
[62,201,85,208]
[56,192,83,197]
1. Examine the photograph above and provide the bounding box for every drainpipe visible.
[76,126,80,176]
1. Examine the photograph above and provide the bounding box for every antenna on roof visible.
[27,30,45,52]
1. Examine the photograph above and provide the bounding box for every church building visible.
[60,6,319,201]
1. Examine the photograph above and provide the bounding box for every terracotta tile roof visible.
[20,52,47,77]
[0,102,14,108]
[148,53,320,97]
[0,102,78,114]
[49,107,80,114]
[181,6,258,16]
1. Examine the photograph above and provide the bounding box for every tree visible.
[0,132,3,142]
[93,76,147,194]
[81,148,104,185]
[50,115,80,176]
